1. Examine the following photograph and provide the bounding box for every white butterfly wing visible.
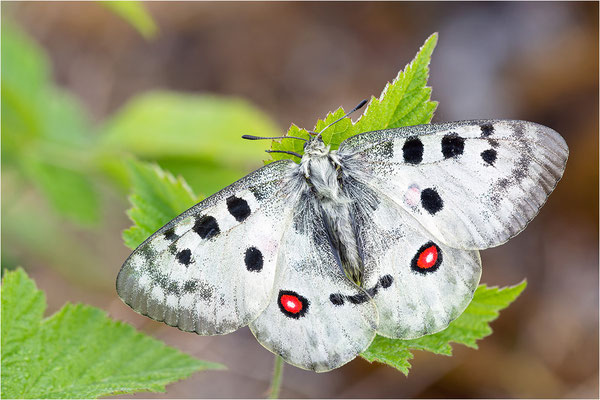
[116,160,296,335]
[249,195,378,372]
[339,120,568,250]
[343,177,481,338]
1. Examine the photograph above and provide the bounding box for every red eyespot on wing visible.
[417,245,438,269]
[281,295,302,313]
[411,242,443,274]
[277,290,309,319]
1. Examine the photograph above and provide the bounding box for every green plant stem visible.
[267,355,284,399]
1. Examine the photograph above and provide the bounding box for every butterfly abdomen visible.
[321,201,363,286]
[301,150,364,286]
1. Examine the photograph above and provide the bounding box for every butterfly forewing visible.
[117,160,297,335]
[339,120,568,250]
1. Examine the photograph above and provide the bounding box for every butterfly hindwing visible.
[249,196,378,372]
[116,160,296,335]
[343,178,481,338]
[339,120,568,250]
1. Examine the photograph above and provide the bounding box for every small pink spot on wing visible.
[404,184,421,208]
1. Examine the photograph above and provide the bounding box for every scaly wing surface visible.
[250,193,378,372]
[117,160,297,335]
[342,176,481,339]
[339,120,568,250]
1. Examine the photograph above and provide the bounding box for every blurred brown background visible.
[3,2,598,398]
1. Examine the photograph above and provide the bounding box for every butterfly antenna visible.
[242,134,308,142]
[316,99,368,138]
[265,149,303,159]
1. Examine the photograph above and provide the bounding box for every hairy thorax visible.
[298,139,364,286]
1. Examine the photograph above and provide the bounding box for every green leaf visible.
[100,1,158,39]
[100,91,281,194]
[355,33,438,133]
[1,268,224,399]
[23,159,100,226]
[1,23,101,225]
[123,160,199,249]
[361,281,527,375]
[268,33,438,162]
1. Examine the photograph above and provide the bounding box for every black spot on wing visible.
[329,293,345,306]
[421,188,444,214]
[480,123,494,137]
[193,215,220,239]
[330,275,394,307]
[163,227,178,241]
[403,137,424,164]
[347,292,369,305]
[244,247,263,272]
[366,285,379,297]
[176,248,192,266]
[379,274,394,288]
[481,149,497,166]
[441,134,465,159]
[226,196,251,222]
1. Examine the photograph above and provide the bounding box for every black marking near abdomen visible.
[481,148,497,166]
[347,292,369,305]
[329,293,345,306]
[329,275,394,306]
[403,137,424,164]
[411,242,442,274]
[421,188,444,215]
[244,246,263,272]
[441,134,465,159]
[226,196,251,222]
[193,215,220,239]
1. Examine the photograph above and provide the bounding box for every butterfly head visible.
[303,135,330,158]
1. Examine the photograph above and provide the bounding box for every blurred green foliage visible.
[2,22,100,225]
[1,16,281,281]
[100,1,158,39]
[99,91,281,195]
